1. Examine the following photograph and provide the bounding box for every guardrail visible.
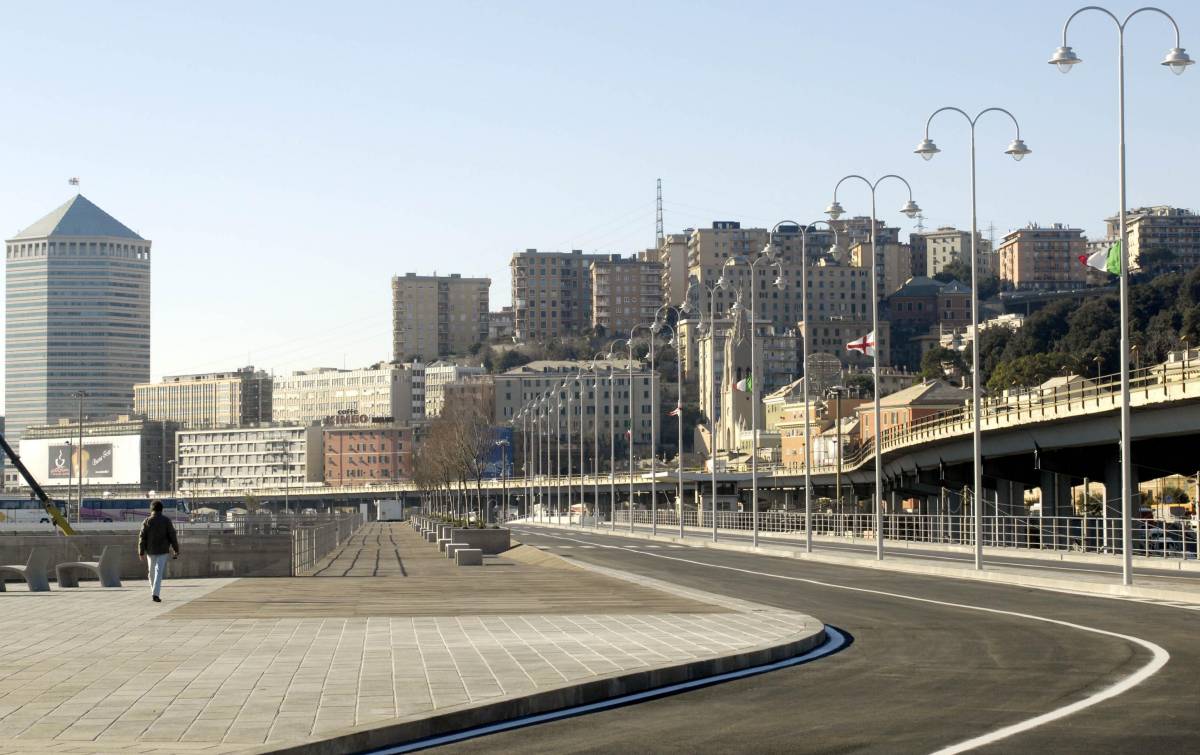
[603,510,1198,559]
[291,513,364,574]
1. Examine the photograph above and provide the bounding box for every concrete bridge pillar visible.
[1103,456,1139,518]
[993,479,1025,516]
[1039,471,1073,518]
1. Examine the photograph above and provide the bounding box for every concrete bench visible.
[445,543,469,559]
[0,548,51,592]
[55,546,122,588]
[423,531,437,542]
[437,538,452,552]
[454,548,483,566]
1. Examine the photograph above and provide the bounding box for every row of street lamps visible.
[436,6,1190,588]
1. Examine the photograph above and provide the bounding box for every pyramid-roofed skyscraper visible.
[5,195,151,443]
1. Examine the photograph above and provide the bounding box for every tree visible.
[920,347,965,382]
[986,352,1080,391]
[844,374,874,398]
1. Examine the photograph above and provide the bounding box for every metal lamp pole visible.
[915,106,1031,570]
[607,339,623,531]
[576,368,586,527]
[563,378,573,523]
[688,276,727,542]
[1049,5,1193,586]
[590,353,607,530]
[722,252,784,548]
[795,221,841,553]
[827,174,923,560]
[627,326,651,532]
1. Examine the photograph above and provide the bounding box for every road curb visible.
[248,573,825,755]
[519,522,1200,605]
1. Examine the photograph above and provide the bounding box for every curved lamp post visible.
[684,274,729,542]
[827,174,922,560]
[627,324,653,532]
[915,106,1030,571]
[791,220,841,554]
[607,338,624,531]
[1051,5,1192,585]
[590,352,609,529]
[721,250,784,548]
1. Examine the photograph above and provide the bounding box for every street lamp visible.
[627,324,653,532]
[653,318,686,539]
[827,173,923,560]
[495,439,509,524]
[915,105,1030,571]
[574,366,587,527]
[1052,5,1192,586]
[790,220,841,554]
[606,339,624,532]
[721,248,785,548]
[685,273,729,542]
[589,352,608,530]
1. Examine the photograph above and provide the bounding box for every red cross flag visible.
[846,331,876,358]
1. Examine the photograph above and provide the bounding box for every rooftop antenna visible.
[655,178,664,248]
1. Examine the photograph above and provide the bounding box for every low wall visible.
[449,528,511,555]
[0,533,293,582]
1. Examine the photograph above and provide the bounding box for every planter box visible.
[450,528,511,555]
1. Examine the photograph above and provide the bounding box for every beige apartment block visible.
[849,239,914,296]
[591,255,662,335]
[998,223,1087,291]
[392,273,489,361]
[1104,206,1200,272]
[510,249,614,341]
[658,233,689,306]
[909,227,990,277]
[135,366,272,428]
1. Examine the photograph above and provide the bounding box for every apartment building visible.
[135,367,272,428]
[423,361,486,418]
[510,249,612,341]
[849,239,914,296]
[658,233,689,306]
[909,227,990,277]
[1104,206,1200,273]
[591,255,662,335]
[272,362,423,426]
[392,273,489,361]
[998,223,1088,291]
[323,425,414,486]
[175,425,323,493]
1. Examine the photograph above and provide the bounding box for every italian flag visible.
[734,376,753,392]
[1079,241,1120,275]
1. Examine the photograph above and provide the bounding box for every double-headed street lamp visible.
[915,106,1030,570]
[720,249,784,548]
[684,274,729,542]
[1050,5,1192,586]
[791,221,840,554]
[606,339,624,531]
[627,325,652,532]
[827,174,922,560]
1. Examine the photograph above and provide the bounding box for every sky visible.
[1,0,1198,411]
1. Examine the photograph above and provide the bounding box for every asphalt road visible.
[427,525,1198,754]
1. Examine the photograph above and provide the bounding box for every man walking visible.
[138,500,179,602]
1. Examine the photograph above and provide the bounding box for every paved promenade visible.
[0,523,822,754]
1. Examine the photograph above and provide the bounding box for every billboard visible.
[20,435,143,487]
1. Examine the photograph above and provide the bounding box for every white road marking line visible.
[517,527,1171,755]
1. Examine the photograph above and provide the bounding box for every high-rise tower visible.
[5,195,151,443]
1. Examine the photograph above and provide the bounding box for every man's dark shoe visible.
[152,595,162,602]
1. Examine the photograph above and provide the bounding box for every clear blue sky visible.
[2,0,1197,410]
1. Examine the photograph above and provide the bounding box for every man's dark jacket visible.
[138,512,179,557]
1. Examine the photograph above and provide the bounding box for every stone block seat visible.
[55,546,122,588]
[0,548,51,592]
[455,548,483,566]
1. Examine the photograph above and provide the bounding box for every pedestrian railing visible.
[291,513,364,574]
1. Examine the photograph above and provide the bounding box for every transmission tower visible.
[655,178,664,247]
[915,212,926,233]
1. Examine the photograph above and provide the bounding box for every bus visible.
[0,497,190,524]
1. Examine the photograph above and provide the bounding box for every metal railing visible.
[291,513,364,574]
[606,510,1198,559]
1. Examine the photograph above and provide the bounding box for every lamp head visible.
[824,200,845,220]
[1005,138,1032,161]
[761,241,776,259]
[914,138,940,161]
[774,274,785,290]
[680,299,693,315]
[900,199,922,219]
[1162,47,1194,75]
[1048,45,1081,73]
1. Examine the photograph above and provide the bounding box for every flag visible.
[1078,241,1120,275]
[668,404,681,417]
[734,376,753,392]
[846,331,876,357]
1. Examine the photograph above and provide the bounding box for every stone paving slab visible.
[0,523,822,754]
